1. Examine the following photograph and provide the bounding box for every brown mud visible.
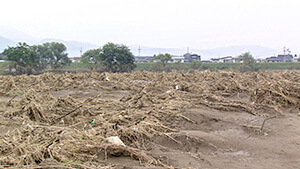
[0,71,299,168]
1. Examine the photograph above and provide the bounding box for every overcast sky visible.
[1,0,300,53]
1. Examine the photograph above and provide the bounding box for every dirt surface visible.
[0,71,300,169]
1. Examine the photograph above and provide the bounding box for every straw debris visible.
[0,71,299,168]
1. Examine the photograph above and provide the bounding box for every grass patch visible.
[135,62,300,72]
[2,61,300,75]
[258,62,300,70]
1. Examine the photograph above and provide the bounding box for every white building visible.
[211,56,240,63]
[171,56,185,63]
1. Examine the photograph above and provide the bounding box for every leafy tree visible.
[32,42,71,69]
[49,42,71,68]
[99,42,136,72]
[81,43,136,72]
[81,48,101,64]
[3,42,71,74]
[238,52,257,72]
[3,42,39,74]
[31,44,51,70]
[154,53,172,67]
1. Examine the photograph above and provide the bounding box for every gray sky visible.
[1,0,300,52]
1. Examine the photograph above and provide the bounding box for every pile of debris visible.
[0,70,299,168]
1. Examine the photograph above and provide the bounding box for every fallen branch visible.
[178,114,196,124]
[7,95,18,106]
[260,116,276,132]
[53,105,83,124]
[164,133,182,144]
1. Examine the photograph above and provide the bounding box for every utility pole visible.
[283,46,286,57]
[187,47,189,54]
[287,48,291,56]
[80,47,83,57]
[138,47,141,57]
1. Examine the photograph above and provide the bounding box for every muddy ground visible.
[0,71,300,169]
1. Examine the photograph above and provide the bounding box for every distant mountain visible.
[0,26,99,57]
[130,45,278,60]
[0,36,16,52]
[129,45,187,57]
[198,46,278,60]
[0,26,278,59]
[40,38,98,57]
[0,25,40,44]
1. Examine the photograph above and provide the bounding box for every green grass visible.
[1,61,300,75]
[200,62,242,71]
[134,62,300,72]
[257,62,300,70]
[135,62,243,71]
[134,62,157,71]
[0,62,10,70]
[0,62,11,75]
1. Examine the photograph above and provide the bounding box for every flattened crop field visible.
[1,71,300,168]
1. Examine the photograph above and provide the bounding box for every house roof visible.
[73,57,81,60]
[211,56,234,60]
[266,54,294,62]
[278,54,293,58]
[266,56,281,61]
[221,56,233,59]
[184,53,200,57]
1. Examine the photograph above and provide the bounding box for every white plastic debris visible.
[106,136,126,147]
[175,85,179,90]
[27,123,33,130]
[105,77,110,81]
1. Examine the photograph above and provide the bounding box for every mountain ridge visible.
[0,35,16,52]
[39,38,98,57]
[0,26,40,44]
[130,45,277,60]
[0,27,278,59]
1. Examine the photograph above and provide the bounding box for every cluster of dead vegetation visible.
[0,70,299,168]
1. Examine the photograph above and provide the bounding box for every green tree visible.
[99,42,136,72]
[80,48,101,70]
[32,42,71,69]
[81,48,101,64]
[154,53,172,67]
[3,42,39,74]
[238,52,257,72]
[31,43,51,70]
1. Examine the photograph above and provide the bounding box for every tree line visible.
[2,42,136,74]
[2,40,259,75]
[3,42,71,74]
[145,52,257,72]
